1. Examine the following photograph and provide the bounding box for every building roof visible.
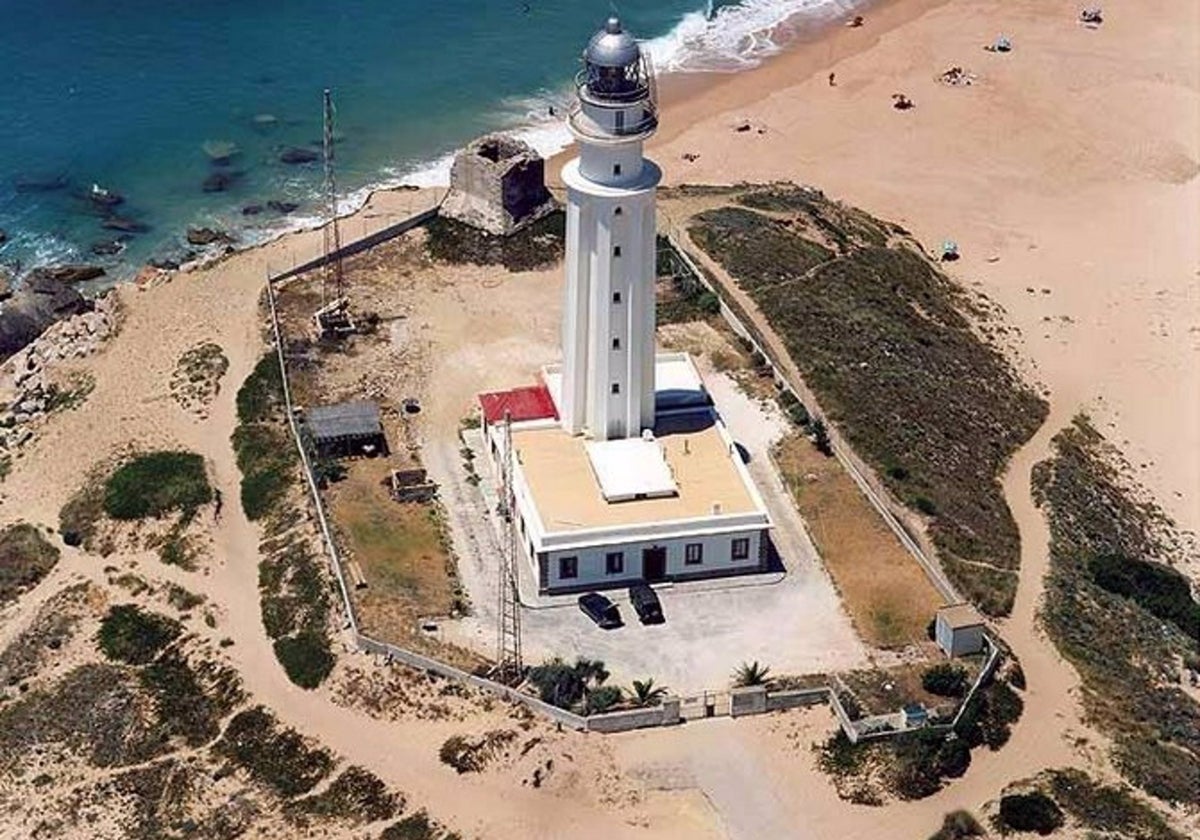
[584,436,678,502]
[479,385,558,425]
[512,409,762,532]
[305,401,383,441]
[938,603,984,630]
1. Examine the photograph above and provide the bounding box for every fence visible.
[257,200,991,740]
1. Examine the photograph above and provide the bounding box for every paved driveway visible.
[432,370,866,693]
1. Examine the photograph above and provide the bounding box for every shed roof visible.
[479,385,558,425]
[938,603,984,630]
[305,401,383,441]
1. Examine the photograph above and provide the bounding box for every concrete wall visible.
[765,688,830,711]
[542,528,765,593]
[586,705,673,733]
[730,686,768,718]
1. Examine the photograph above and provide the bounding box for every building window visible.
[685,543,703,565]
[612,337,620,350]
[613,245,621,257]
[559,556,578,579]
[732,538,750,560]
[612,291,621,304]
[614,206,623,216]
[611,382,620,394]
[605,552,624,574]
[613,163,622,176]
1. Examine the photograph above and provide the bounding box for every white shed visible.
[935,603,985,657]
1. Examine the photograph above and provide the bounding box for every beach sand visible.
[1,0,1196,836]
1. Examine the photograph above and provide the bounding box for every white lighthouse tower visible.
[560,17,662,441]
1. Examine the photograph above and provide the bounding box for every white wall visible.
[539,528,766,593]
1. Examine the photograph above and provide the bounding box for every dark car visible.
[578,592,622,629]
[629,583,664,624]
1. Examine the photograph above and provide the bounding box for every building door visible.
[643,546,667,581]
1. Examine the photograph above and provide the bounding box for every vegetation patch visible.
[103,451,213,521]
[438,730,517,774]
[996,791,1063,836]
[424,211,564,272]
[0,523,60,606]
[0,582,94,688]
[382,809,461,840]
[232,353,296,521]
[97,604,182,666]
[213,706,334,799]
[284,764,401,825]
[170,340,229,416]
[140,648,244,748]
[1033,416,1199,806]
[258,537,334,690]
[686,184,1047,615]
[527,657,610,712]
[59,465,110,552]
[929,810,985,840]
[44,371,95,414]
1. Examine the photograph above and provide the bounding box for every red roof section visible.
[478,384,558,425]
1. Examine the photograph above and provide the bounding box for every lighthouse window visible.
[614,206,623,216]
[612,291,621,304]
[613,163,622,176]
[613,245,621,257]
[611,383,620,394]
[612,337,620,350]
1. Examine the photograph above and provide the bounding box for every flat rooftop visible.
[513,411,759,532]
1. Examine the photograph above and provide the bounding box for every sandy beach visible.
[1,0,1196,837]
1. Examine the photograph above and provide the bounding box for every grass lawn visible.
[329,459,458,651]
[774,433,943,648]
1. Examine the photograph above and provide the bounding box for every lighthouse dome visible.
[585,17,641,68]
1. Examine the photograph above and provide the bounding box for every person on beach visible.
[828,72,837,86]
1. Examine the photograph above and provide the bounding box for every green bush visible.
[888,732,971,800]
[236,353,284,425]
[957,680,1023,750]
[1090,554,1200,645]
[528,657,608,711]
[232,423,294,521]
[922,663,968,698]
[214,707,334,798]
[284,765,399,824]
[997,791,1063,835]
[585,685,623,714]
[97,604,182,665]
[103,452,212,521]
[382,810,449,840]
[1046,768,1185,840]
[273,631,334,690]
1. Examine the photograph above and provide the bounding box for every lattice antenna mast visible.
[321,88,344,305]
[496,412,523,682]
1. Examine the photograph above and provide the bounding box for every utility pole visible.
[496,412,523,683]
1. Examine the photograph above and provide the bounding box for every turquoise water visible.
[0,0,855,278]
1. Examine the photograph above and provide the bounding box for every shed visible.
[935,603,985,657]
[903,703,929,729]
[304,401,387,459]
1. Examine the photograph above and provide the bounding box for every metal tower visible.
[321,87,344,305]
[495,412,523,683]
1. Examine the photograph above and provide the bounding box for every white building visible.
[478,18,773,595]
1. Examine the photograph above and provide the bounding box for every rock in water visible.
[279,146,319,165]
[0,228,7,244]
[102,216,148,234]
[90,240,125,257]
[267,200,299,214]
[29,264,106,284]
[202,139,240,165]
[186,227,234,246]
[0,266,13,301]
[242,204,264,216]
[0,273,92,360]
[202,170,240,193]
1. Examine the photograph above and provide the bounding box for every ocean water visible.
[0,0,857,280]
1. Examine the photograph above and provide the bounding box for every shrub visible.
[888,732,971,800]
[629,678,667,708]
[929,810,985,840]
[236,353,284,425]
[1090,553,1200,645]
[382,810,450,840]
[214,707,334,798]
[733,660,771,687]
[997,791,1063,835]
[284,765,399,824]
[273,631,334,690]
[957,680,1023,750]
[810,417,833,456]
[528,657,608,711]
[922,663,968,698]
[0,523,60,606]
[1045,768,1185,839]
[585,685,622,714]
[97,604,182,665]
[103,452,212,521]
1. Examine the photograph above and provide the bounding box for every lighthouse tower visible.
[560,17,662,441]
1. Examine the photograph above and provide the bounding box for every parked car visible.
[629,583,664,624]
[578,592,622,629]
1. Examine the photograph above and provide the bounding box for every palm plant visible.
[733,660,771,688]
[629,678,667,708]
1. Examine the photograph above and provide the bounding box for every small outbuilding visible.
[935,603,986,658]
[304,401,387,459]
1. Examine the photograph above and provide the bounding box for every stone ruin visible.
[440,134,555,236]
